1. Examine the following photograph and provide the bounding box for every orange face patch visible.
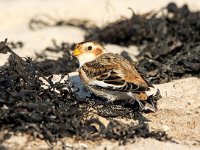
[93,48,103,56]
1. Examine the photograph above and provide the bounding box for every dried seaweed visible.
[0,39,169,145]
[34,40,78,75]
[2,2,195,145]
[28,3,200,84]
[29,14,97,31]
[85,3,200,83]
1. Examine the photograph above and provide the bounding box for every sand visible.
[1,76,200,149]
[1,0,200,149]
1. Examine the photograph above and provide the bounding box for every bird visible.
[72,41,155,110]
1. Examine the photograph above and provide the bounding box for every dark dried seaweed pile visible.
[2,2,198,146]
[85,3,200,83]
[0,39,170,145]
[34,40,78,75]
[28,3,200,84]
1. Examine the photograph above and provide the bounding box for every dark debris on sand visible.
[28,3,200,83]
[0,39,170,145]
[85,3,200,84]
[34,40,78,75]
[2,2,198,146]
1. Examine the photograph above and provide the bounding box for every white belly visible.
[88,86,132,101]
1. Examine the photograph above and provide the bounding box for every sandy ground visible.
[1,0,200,149]
[1,0,200,65]
[1,76,200,149]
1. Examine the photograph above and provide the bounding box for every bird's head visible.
[73,41,108,67]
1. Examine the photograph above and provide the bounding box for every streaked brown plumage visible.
[73,41,153,103]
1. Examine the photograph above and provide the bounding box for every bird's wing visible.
[80,53,150,92]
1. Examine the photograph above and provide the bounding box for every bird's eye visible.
[88,46,92,50]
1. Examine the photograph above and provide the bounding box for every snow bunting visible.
[72,41,154,108]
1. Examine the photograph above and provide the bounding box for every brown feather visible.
[80,53,151,92]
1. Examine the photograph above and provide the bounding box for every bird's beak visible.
[73,48,82,57]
